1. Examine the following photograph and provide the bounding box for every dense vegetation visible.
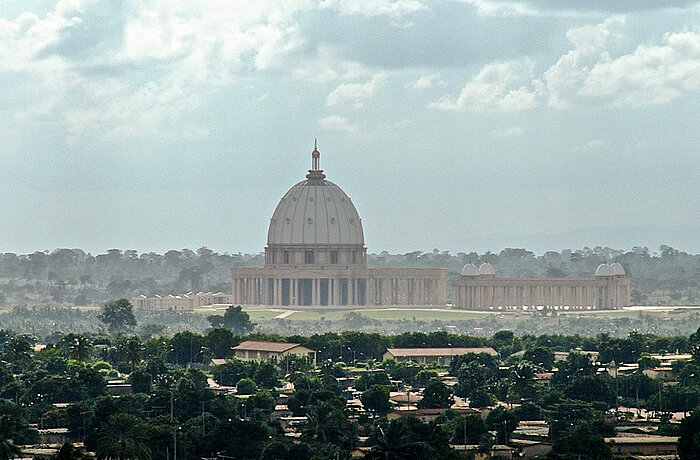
[0,245,698,307]
[1,296,700,459]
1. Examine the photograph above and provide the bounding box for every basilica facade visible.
[231,145,448,307]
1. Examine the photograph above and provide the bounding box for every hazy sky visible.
[1,0,699,255]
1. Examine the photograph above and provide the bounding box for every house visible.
[642,367,674,379]
[606,435,678,457]
[383,347,498,365]
[232,341,316,362]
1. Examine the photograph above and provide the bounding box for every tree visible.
[98,299,137,334]
[442,413,487,445]
[486,407,518,445]
[365,416,454,460]
[236,378,258,395]
[679,409,700,459]
[547,423,613,460]
[212,360,253,386]
[205,328,237,358]
[57,333,93,362]
[356,371,391,391]
[523,347,555,370]
[96,414,152,460]
[418,380,452,409]
[0,415,22,460]
[206,306,255,335]
[253,361,279,389]
[51,443,91,460]
[361,384,391,416]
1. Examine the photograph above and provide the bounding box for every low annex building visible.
[452,262,631,310]
[233,341,316,362]
[132,291,232,311]
[383,347,498,365]
[232,144,447,307]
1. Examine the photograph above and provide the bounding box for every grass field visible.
[213,305,700,323]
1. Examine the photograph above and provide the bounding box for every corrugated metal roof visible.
[385,347,498,357]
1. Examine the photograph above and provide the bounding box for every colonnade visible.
[232,268,448,307]
[452,277,631,310]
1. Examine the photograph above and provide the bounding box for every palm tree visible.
[58,334,93,362]
[96,414,152,460]
[365,420,434,460]
[123,337,144,372]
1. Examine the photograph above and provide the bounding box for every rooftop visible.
[385,347,498,357]
[234,341,306,353]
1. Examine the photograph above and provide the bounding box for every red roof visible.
[385,347,497,357]
[234,341,307,352]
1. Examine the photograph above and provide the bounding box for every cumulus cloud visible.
[433,16,700,112]
[292,47,370,84]
[319,115,358,132]
[410,73,442,89]
[431,59,538,111]
[0,0,313,142]
[326,72,388,107]
[544,17,700,107]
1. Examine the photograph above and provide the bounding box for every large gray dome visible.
[267,147,364,246]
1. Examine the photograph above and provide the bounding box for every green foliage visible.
[212,359,255,386]
[236,378,258,395]
[205,328,239,358]
[253,361,280,389]
[95,413,152,460]
[365,416,454,460]
[564,374,616,406]
[206,306,255,335]
[356,371,391,391]
[98,299,137,334]
[522,346,555,370]
[360,384,391,416]
[486,407,518,444]
[551,352,595,387]
[440,411,487,445]
[417,380,452,409]
[56,333,93,362]
[547,423,613,460]
[679,409,700,459]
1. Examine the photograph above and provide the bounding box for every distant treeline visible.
[0,245,698,306]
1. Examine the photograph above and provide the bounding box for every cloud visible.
[319,115,358,132]
[319,0,427,18]
[544,17,700,107]
[431,59,538,111]
[433,16,700,112]
[326,72,388,107]
[292,46,370,84]
[0,0,314,142]
[410,73,441,89]
[491,126,524,138]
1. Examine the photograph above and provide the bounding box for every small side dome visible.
[461,263,479,276]
[610,262,625,276]
[595,263,614,276]
[478,262,496,276]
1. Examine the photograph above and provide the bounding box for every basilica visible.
[231,144,448,307]
[232,143,631,310]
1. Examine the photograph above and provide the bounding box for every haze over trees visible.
[0,245,698,308]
